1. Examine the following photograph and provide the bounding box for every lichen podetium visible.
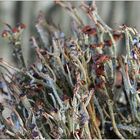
[0,1,140,139]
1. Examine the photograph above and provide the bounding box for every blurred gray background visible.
[0,1,139,65]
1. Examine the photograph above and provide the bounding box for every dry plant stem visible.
[0,59,54,91]
[108,32,117,58]
[34,47,56,81]
[80,54,91,84]
[41,89,49,104]
[0,64,13,76]
[90,96,102,138]
[121,60,133,104]
[83,122,92,139]
[34,40,71,89]
[103,84,124,139]
[116,108,129,123]
[35,24,49,50]
[13,109,28,133]
[117,124,140,135]
[87,100,102,139]
[120,57,140,122]
[56,1,83,26]
[94,11,112,31]
[80,102,92,139]
[32,37,52,63]
[103,107,111,119]
[31,64,63,96]
[107,100,124,139]
[84,90,93,107]
[66,64,74,86]
[49,56,68,85]
[80,3,97,25]
[0,59,21,72]
[125,29,131,58]
[94,3,117,81]
[13,43,26,68]
[56,40,74,86]
[32,114,44,139]
[49,79,64,109]
[94,96,105,134]
[5,129,18,138]
[48,93,57,108]
[73,8,85,26]
[66,109,73,134]
[72,56,88,83]
[40,123,51,139]
[86,104,96,138]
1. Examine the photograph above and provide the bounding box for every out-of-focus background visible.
[0,1,140,65]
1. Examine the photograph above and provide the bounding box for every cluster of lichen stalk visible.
[0,1,140,139]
